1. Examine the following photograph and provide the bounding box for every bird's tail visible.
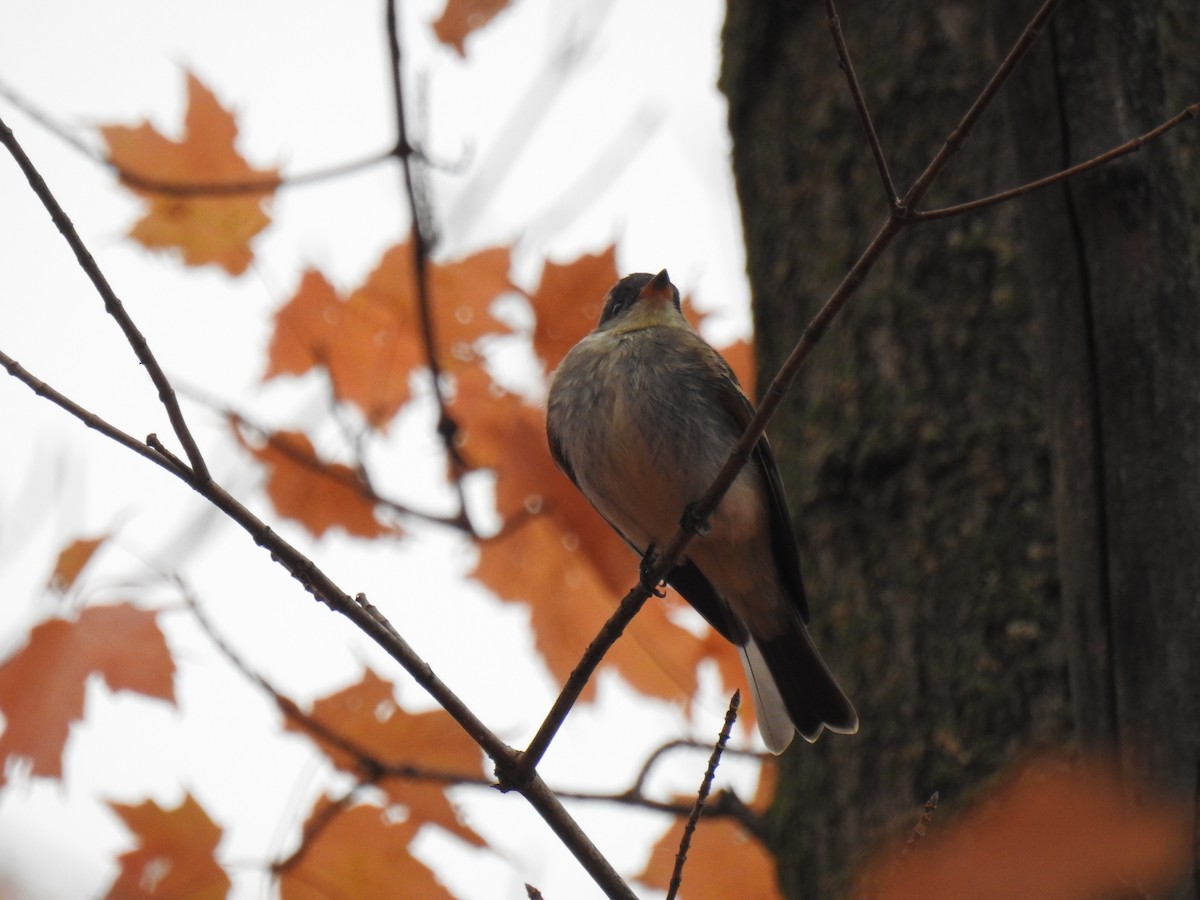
[739,622,857,753]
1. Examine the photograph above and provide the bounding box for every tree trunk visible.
[721,1,1198,896]
[1003,0,1200,843]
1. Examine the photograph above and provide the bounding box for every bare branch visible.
[1,348,190,481]
[0,78,392,196]
[825,0,897,205]
[0,113,210,482]
[384,0,476,538]
[914,102,1200,221]
[900,792,939,858]
[902,0,1062,210]
[667,691,740,900]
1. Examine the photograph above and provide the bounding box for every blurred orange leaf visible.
[46,532,109,593]
[263,243,512,428]
[0,603,175,785]
[279,798,450,900]
[638,806,781,899]
[106,794,230,900]
[286,670,484,848]
[100,71,276,275]
[859,758,1190,900]
[432,0,513,56]
[239,429,390,540]
[528,246,619,372]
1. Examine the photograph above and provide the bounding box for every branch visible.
[914,102,1200,221]
[384,0,476,538]
[900,791,939,859]
[901,0,1063,211]
[667,691,740,900]
[226,411,469,530]
[0,114,210,483]
[0,78,392,196]
[825,0,897,205]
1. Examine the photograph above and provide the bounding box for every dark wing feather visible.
[704,352,810,624]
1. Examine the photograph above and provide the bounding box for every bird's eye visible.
[598,273,655,326]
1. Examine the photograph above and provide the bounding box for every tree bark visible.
[1003,0,1200,828]
[722,1,1198,896]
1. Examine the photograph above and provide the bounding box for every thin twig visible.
[667,691,740,900]
[0,114,210,483]
[0,77,393,196]
[914,102,1200,221]
[902,0,1063,211]
[825,0,897,205]
[384,0,475,538]
[900,792,939,858]
[226,411,468,530]
[0,348,190,480]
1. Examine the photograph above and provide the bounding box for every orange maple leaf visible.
[0,603,175,785]
[431,0,513,56]
[638,805,782,899]
[279,798,451,900]
[858,758,1190,900]
[528,246,619,373]
[100,71,277,275]
[285,670,485,848]
[106,794,230,900]
[237,428,392,540]
[263,243,513,429]
[45,532,109,593]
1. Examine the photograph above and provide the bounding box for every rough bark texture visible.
[1003,0,1200,818]
[721,1,1199,896]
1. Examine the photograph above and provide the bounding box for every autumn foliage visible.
[1,3,1194,899]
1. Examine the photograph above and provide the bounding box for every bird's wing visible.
[704,351,810,624]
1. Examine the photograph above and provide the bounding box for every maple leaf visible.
[857,758,1190,900]
[45,532,109,593]
[100,72,277,275]
[237,428,391,540]
[279,798,451,900]
[638,806,782,900]
[106,794,230,900]
[0,603,175,785]
[263,243,513,429]
[285,670,485,848]
[528,246,619,373]
[431,0,513,56]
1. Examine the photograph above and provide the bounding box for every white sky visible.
[0,1,759,897]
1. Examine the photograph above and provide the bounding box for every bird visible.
[545,269,857,753]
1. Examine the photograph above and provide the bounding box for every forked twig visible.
[667,691,741,900]
[0,116,210,483]
[915,102,1200,221]
[902,0,1063,211]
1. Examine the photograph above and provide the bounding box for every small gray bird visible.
[545,269,857,752]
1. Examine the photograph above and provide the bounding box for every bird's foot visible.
[681,502,711,537]
[639,544,667,597]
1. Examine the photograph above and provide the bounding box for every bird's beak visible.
[637,269,674,307]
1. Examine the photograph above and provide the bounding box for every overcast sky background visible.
[0,0,763,896]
